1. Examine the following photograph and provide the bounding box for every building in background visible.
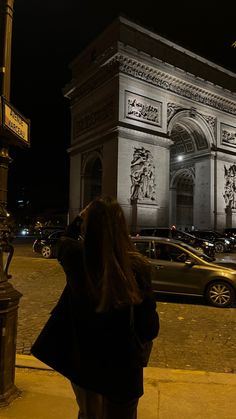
[64,16,236,232]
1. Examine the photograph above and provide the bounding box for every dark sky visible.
[7,0,236,216]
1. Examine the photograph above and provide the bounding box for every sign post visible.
[0,0,30,405]
[0,97,30,147]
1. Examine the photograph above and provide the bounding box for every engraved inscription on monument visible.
[125,91,162,127]
[221,123,236,147]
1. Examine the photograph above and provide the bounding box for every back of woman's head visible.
[82,196,142,311]
[65,215,83,239]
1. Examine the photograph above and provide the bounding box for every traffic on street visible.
[10,237,236,374]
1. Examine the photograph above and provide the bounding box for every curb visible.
[15,355,236,387]
[16,354,52,370]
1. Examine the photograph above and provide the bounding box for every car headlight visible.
[225,240,230,244]
[203,241,214,247]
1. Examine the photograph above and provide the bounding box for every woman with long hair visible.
[32,196,159,419]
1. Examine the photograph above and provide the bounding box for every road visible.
[8,238,236,374]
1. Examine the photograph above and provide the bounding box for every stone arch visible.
[82,151,102,207]
[168,109,214,229]
[168,109,215,146]
[170,168,195,230]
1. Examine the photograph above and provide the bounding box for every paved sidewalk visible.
[0,355,236,418]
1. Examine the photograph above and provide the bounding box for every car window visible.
[154,243,187,262]
[172,230,184,239]
[139,229,155,236]
[133,241,151,258]
[225,228,236,235]
[132,239,211,263]
[155,229,169,237]
[133,240,159,259]
[174,242,214,262]
[153,243,170,260]
[49,231,64,239]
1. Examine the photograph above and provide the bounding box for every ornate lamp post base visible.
[0,280,22,406]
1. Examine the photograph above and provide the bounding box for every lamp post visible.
[0,0,23,406]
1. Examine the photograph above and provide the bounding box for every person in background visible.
[1,225,14,279]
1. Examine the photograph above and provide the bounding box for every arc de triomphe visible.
[64,16,236,233]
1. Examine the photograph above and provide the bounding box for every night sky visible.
[7,0,236,217]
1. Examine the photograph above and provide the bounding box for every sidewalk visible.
[0,355,236,419]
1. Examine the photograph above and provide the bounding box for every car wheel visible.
[214,242,225,253]
[206,281,235,307]
[41,245,52,259]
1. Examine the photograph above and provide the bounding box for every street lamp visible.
[0,0,30,405]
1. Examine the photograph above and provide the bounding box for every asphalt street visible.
[8,238,236,374]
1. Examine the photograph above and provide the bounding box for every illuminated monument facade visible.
[64,17,236,232]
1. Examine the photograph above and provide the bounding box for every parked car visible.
[35,226,66,237]
[192,230,233,253]
[33,230,65,258]
[131,236,236,308]
[224,228,236,246]
[137,227,215,259]
[224,227,236,236]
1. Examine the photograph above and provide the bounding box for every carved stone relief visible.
[223,164,236,209]
[125,91,162,126]
[110,54,236,116]
[167,103,183,123]
[221,124,236,146]
[202,115,216,131]
[130,146,156,202]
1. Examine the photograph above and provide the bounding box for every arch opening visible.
[168,112,212,230]
[174,171,194,230]
[83,157,102,207]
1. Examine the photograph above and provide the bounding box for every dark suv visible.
[224,228,236,246]
[192,230,233,253]
[138,227,215,259]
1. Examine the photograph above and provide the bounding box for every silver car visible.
[131,236,236,308]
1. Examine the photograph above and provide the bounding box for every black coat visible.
[32,237,159,402]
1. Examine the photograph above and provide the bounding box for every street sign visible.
[0,97,30,147]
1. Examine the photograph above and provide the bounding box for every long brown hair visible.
[82,196,146,312]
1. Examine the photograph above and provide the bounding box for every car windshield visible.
[49,231,64,239]
[212,231,224,238]
[173,230,197,240]
[172,241,214,262]
[132,238,215,263]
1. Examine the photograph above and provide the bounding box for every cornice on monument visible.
[117,42,236,100]
[118,126,173,148]
[68,127,118,154]
[64,60,119,103]
[118,17,236,93]
[104,53,236,117]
